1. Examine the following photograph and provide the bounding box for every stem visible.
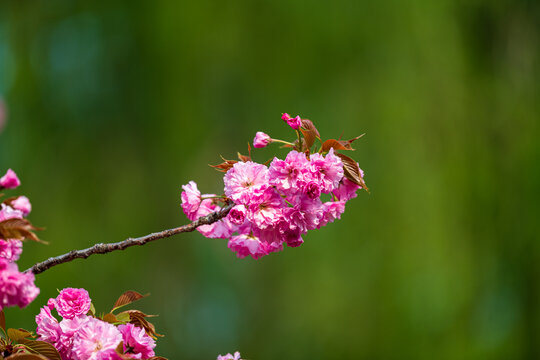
[271,139,295,146]
[296,130,303,152]
[200,195,227,201]
[26,203,234,275]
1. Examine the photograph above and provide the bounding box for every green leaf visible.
[7,329,31,342]
[88,303,96,316]
[116,312,131,323]
[18,339,61,360]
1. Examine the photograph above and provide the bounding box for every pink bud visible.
[253,132,271,148]
[281,113,291,121]
[11,196,31,216]
[287,116,302,130]
[0,169,20,189]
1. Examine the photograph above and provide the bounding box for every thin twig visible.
[26,203,234,275]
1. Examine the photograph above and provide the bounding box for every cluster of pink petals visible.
[0,259,39,310]
[0,169,20,189]
[217,351,242,360]
[0,169,40,310]
[36,288,156,360]
[181,144,365,260]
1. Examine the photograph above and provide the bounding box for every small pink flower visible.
[0,239,23,262]
[285,197,324,233]
[0,259,39,310]
[268,151,310,193]
[281,113,302,130]
[228,234,268,259]
[217,352,242,360]
[55,288,92,319]
[309,148,344,193]
[247,187,284,229]
[11,196,32,216]
[0,204,23,222]
[119,323,156,359]
[0,169,20,189]
[36,306,61,344]
[224,161,268,204]
[72,317,122,360]
[318,201,346,228]
[181,181,202,221]
[194,200,235,239]
[228,205,247,225]
[333,178,360,201]
[303,181,321,200]
[253,131,271,148]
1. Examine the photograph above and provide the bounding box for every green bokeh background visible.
[1,1,539,359]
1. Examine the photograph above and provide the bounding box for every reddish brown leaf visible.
[113,291,147,310]
[125,310,162,338]
[2,196,18,207]
[237,152,250,162]
[6,354,48,359]
[335,153,368,190]
[18,339,61,360]
[209,156,237,173]
[300,119,320,150]
[321,139,353,152]
[0,219,45,243]
[0,310,5,331]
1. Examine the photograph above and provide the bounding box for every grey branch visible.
[26,203,234,275]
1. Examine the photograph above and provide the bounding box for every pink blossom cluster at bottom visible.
[36,288,156,360]
[181,148,365,260]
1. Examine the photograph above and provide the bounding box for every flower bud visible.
[253,131,271,148]
[228,204,247,225]
[11,196,31,216]
[0,169,20,189]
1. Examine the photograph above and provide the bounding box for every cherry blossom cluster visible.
[35,288,160,360]
[0,169,40,311]
[181,113,367,259]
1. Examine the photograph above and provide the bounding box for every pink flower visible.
[11,196,32,216]
[228,234,268,259]
[0,259,39,310]
[55,288,92,319]
[333,177,360,201]
[303,181,321,200]
[285,197,324,233]
[309,148,344,193]
[217,352,242,360]
[277,221,304,248]
[0,239,23,262]
[228,205,247,225]
[0,169,20,189]
[181,181,202,221]
[281,113,302,130]
[0,204,23,222]
[36,306,61,344]
[119,323,156,359]
[268,151,310,193]
[253,132,271,148]
[247,187,284,229]
[318,201,346,228]
[58,315,91,359]
[194,200,234,239]
[224,161,268,204]
[72,317,122,360]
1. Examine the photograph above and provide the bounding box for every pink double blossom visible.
[0,239,23,262]
[0,259,39,310]
[119,323,156,359]
[72,317,122,360]
[0,169,20,189]
[54,287,92,319]
[217,352,242,360]
[224,161,268,204]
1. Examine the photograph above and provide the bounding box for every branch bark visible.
[26,203,234,275]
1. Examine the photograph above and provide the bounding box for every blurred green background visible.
[1,0,539,359]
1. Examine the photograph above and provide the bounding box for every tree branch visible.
[26,203,234,275]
